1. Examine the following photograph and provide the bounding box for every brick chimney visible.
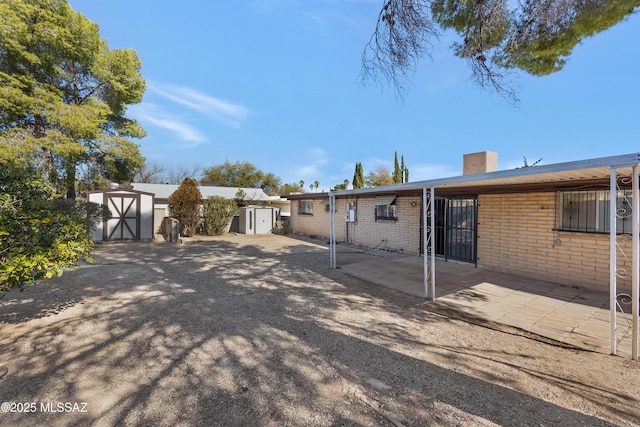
[463,151,498,175]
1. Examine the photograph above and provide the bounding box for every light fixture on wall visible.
[410,201,417,207]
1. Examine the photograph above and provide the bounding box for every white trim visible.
[633,166,639,360]
[610,168,617,355]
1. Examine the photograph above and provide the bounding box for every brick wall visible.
[477,192,632,290]
[289,195,422,253]
[343,196,422,254]
[288,199,334,239]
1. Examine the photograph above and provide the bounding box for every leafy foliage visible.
[281,182,306,195]
[0,163,96,291]
[202,196,238,236]
[363,0,640,101]
[366,166,394,187]
[201,161,282,195]
[332,179,351,191]
[168,178,202,237]
[0,0,146,198]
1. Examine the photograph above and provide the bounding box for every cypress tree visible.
[393,151,402,184]
[353,162,365,189]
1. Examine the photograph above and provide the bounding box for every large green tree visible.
[363,0,640,101]
[201,161,282,195]
[0,0,146,198]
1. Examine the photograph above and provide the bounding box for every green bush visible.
[0,164,95,291]
[202,196,238,235]
[168,178,202,237]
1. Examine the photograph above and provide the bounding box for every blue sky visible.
[69,0,640,191]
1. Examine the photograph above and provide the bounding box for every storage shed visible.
[88,187,155,242]
[238,206,278,234]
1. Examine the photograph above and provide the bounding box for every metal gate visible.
[104,192,141,241]
[445,197,477,263]
[422,197,477,264]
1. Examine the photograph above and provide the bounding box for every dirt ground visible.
[1,233,639,426]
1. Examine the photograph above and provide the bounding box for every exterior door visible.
[104,192,140,241]
[421,196,477,264]
[445,197,477,263]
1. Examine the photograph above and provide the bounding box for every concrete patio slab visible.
[340,254,635,358]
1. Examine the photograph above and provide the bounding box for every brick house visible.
[290,152,639,290]
[288,152,640,357]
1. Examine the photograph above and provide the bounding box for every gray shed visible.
[88,187,155,242]
[238,206,278,234]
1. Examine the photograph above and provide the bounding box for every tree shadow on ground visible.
[1,235,639,426]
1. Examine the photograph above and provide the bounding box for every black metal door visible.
[445,198,477,263]
[421,197,477,264]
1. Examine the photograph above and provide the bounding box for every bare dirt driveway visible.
[1,234,639,426]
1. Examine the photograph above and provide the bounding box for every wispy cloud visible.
[148,82,251,128]
[129,103,206,147]
[410,164,460,181]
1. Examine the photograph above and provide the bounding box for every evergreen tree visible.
[393,152,402,184]
[353,162,365,189]
[363,0,640,102]
[168,178,202,237]
[0,0,146,198]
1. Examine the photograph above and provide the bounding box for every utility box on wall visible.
[238,206,278,234]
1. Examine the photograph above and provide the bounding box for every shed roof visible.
[132,183,281,201]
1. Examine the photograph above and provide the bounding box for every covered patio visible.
[329,153,640,359]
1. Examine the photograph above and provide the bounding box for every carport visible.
[328,153,640,359]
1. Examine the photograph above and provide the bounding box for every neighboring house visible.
[131,183,290,234]
[288,152,640,297]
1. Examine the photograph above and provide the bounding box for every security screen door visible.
[423,197,477,264]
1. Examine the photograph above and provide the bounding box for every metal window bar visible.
[375,204,397,220]
[561,189,633,234]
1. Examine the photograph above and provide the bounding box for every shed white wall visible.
[139,193,154,239]
[88,192,104,242]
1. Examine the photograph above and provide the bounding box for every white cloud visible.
[410,164,460,181]
[148,82,251,128]
[129,103,206,146]
[296,165,318,177]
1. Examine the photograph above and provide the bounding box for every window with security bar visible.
[375,203,397,221]
[559,189,633,234]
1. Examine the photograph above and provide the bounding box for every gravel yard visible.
[1,234,639,426]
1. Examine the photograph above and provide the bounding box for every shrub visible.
[0,163,95,291]
[168,178,202,237]
[202,196,238,235]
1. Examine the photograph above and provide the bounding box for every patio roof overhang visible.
[329,153,640,197]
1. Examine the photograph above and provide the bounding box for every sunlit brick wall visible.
[477,192,631,290]
[339,196,422,254]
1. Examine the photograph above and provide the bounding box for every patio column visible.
[609,168,617,355]
[329,194,336,269]
[633,166,639,360]
[423,186,436,300]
